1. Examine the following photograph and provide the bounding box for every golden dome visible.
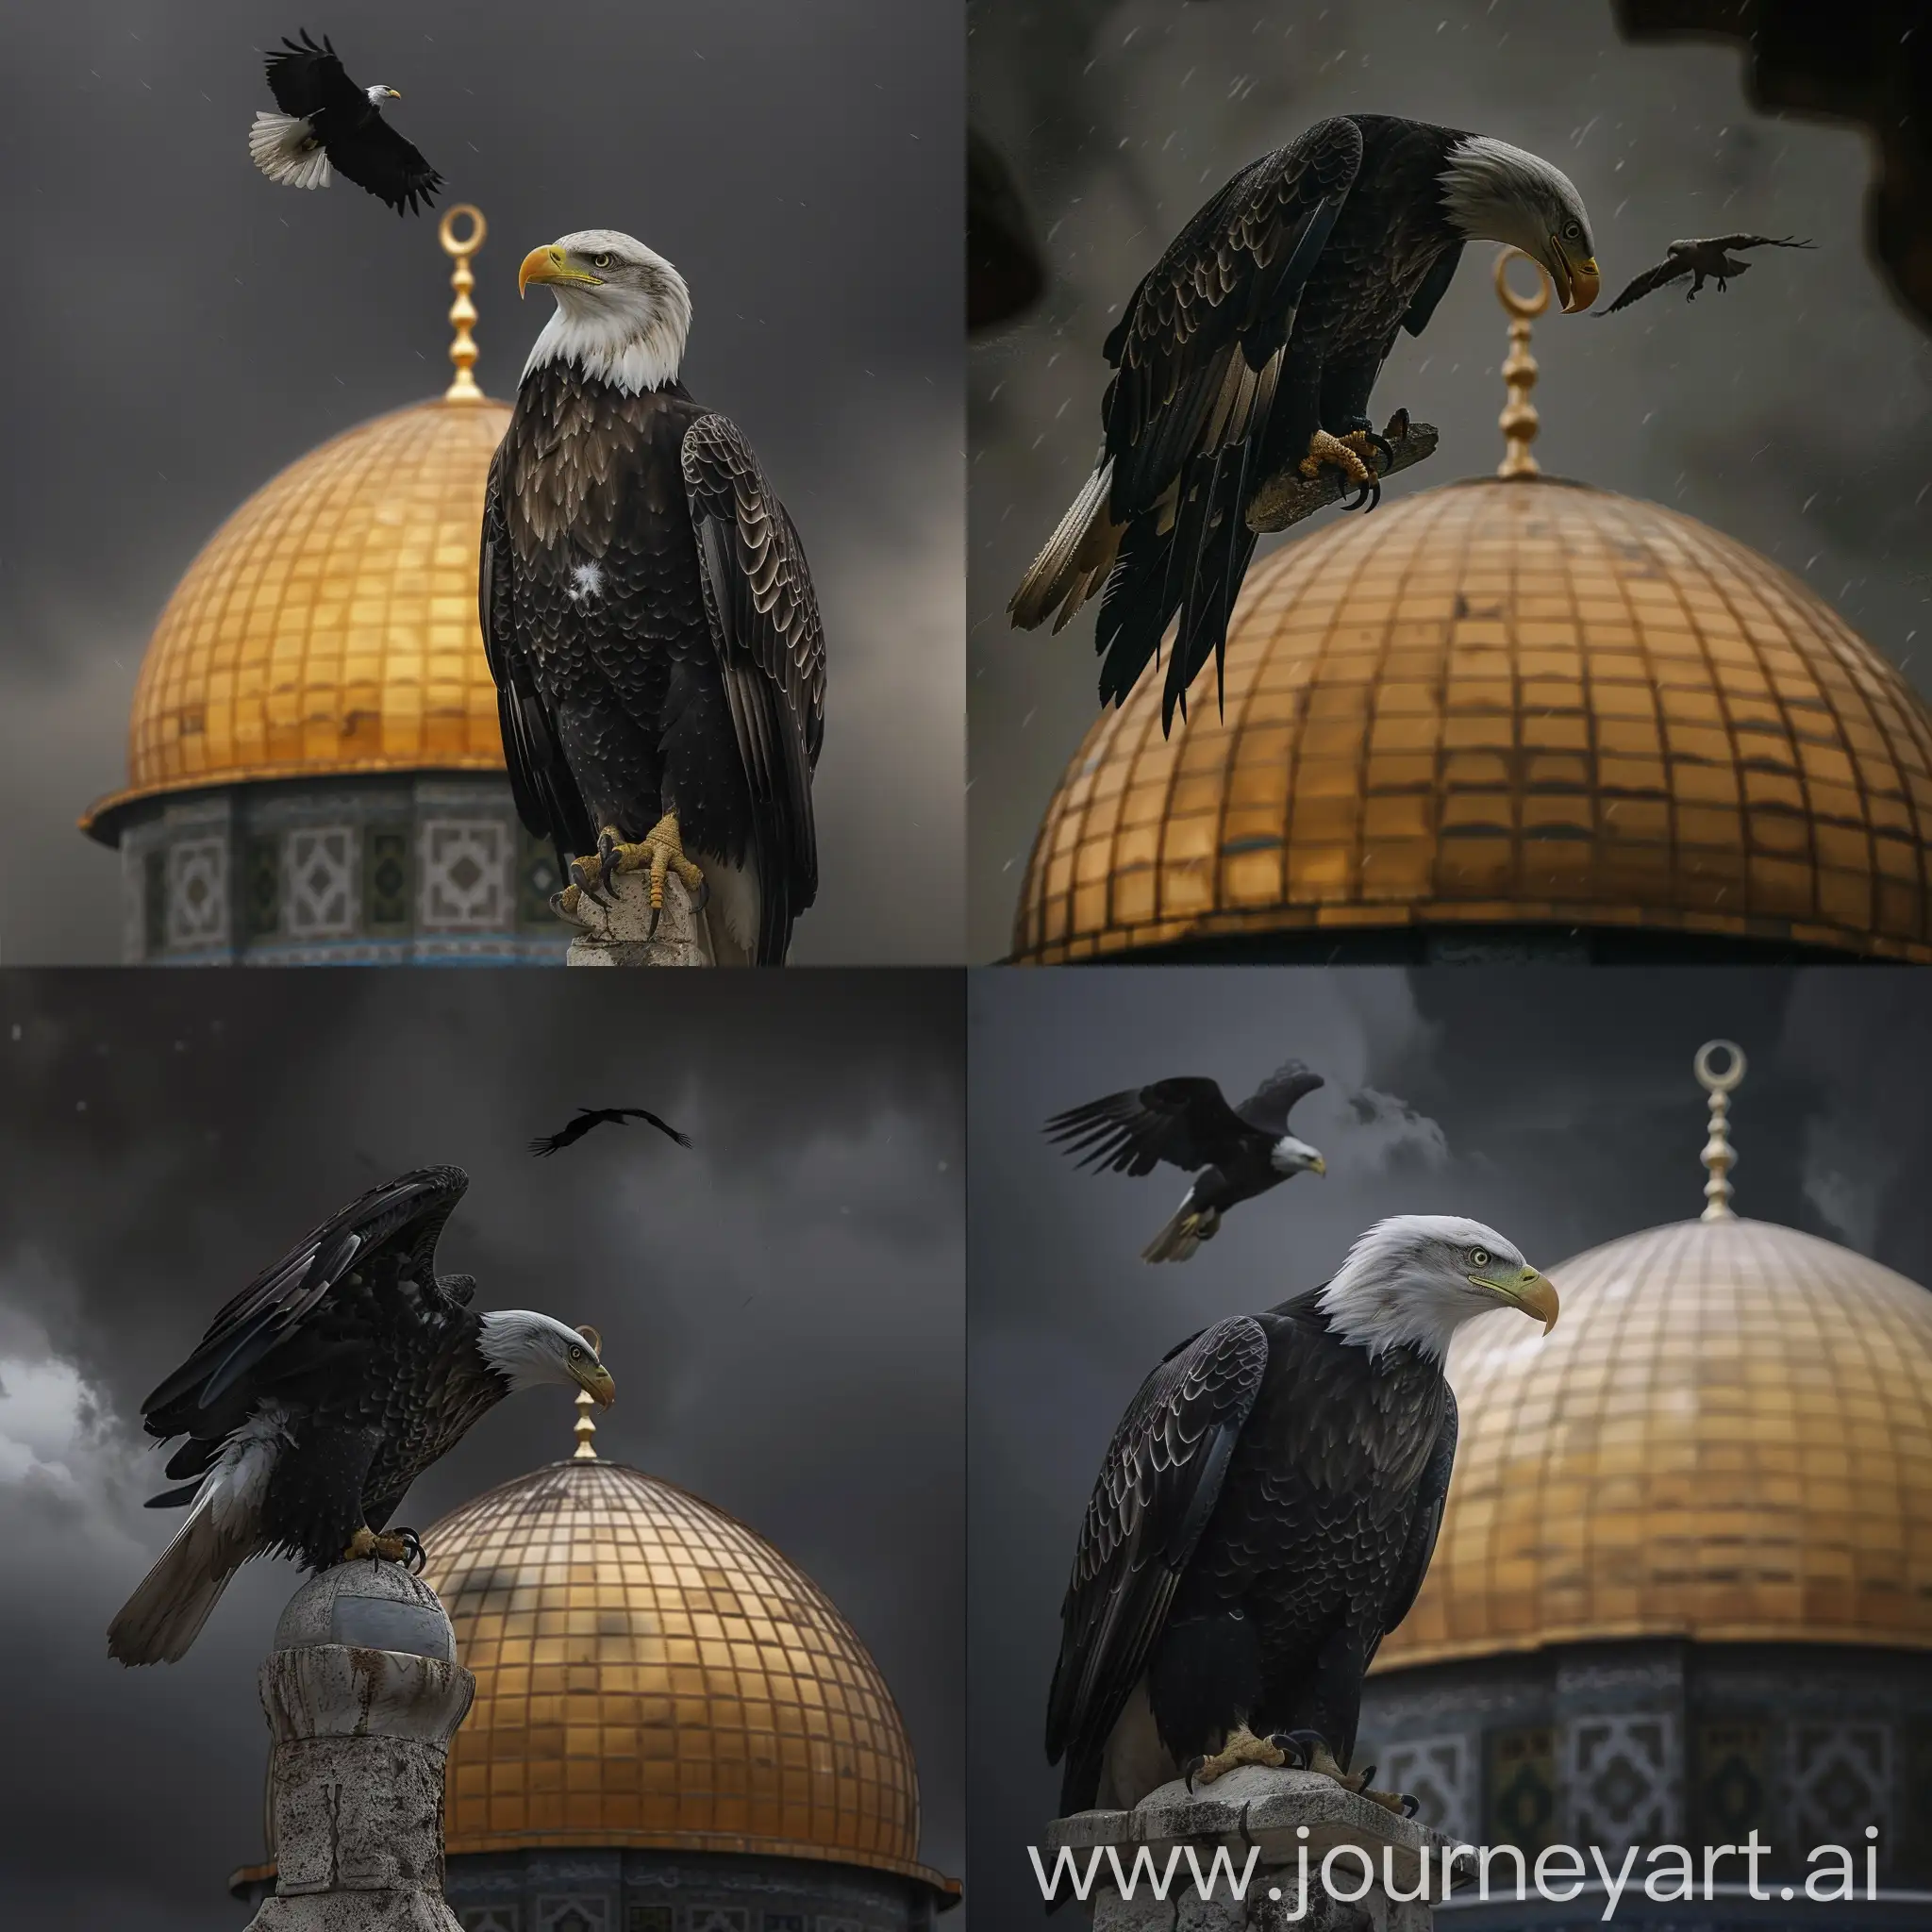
[1013,474,1932,963]
[1374,1213,1932,1671]
[417,1457,952,1896]
[83,391,511,833]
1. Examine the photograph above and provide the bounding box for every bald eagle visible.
[107,1167,614,1666]
[482,230,825,965]
[247,30,441,215]
[1008,115,1599,729]
[1598,233,1814,313]
[1047,1214,1557,1817]
[1045,1061,1326,1262]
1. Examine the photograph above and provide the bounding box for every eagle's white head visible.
[477,1310,616,1406]
[1316,1213,1557,1361]
[364,85,402,106]
[518,227,692,395]
[1439,135,1600,312]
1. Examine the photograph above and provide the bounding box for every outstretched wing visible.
[481,445,595,869]
[325,111,442,217]
[1044,1077,1252,1176]
[683,413,826,963]
[1046,1317,1270,1796]
[1706,233,1814,253]
[616,1108,695,1149]
[141,1167,470,1450]
[1597,257,1690,314]
[263,29,350,119]
[1235,1060,1324,1136]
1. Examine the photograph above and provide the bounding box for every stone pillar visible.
[244,1561,475,1932]
[1047,1767,1462,1931]
[565,869,715,967]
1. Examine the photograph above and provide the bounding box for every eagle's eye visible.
[591,253,613,270]
[1468,1247,1492,1269]
[1562,221,1581,240]
[568,1343,584,1360]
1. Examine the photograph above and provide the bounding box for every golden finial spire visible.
[1493,248,1550,478]
[1694,1040,1747,1221]
[438,204,488,402]
[572,1324,602,1459]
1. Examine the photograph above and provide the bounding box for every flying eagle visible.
[1008,115,1599,729]
[1597,234,1814,314]
[1047,1214,1557,1817]
[247,30,442,215]
[529,1106,693,1158]
[1045,1062,1326,1262]
[107,1167,614,1666]
[482,230,825,965]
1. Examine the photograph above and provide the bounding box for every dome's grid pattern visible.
[1014,477,1932,961]
[1376,1217,1932,1671]
[419,1459,937,1885]
[102,397,512,819]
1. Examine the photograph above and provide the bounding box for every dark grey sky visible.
[0,0,961,964]
[966,965,1932,1925]
[967,0,1932,958]
[0,970,963,1930]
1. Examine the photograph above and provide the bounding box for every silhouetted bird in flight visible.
[1598,234,1813,313]
[528,1108,693,1158]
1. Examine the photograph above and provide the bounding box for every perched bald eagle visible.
[482,230,825,965]
[1047,1215,1557,1817]
[247,30,441,215]
[107,1167,614,1666]
[1045,1061,1326,1262]
[1009,115,1600,728]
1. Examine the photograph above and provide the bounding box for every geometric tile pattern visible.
[1377,1215,1932,1668]
[458,1913,520,1932]
[420,1460,943,1889]
[1485,1726,1558,1854]
[94,397,510,828]
[1381,1734,1474,1844]
[419,819,511,931]
[538,1900,608,1932]
[1014,477,1932,962]
[166,837,227,948]
[1693,1719,1771,1846]
[1791,1721,1890,1844]
[1566,1712,1678,1857]
[286,827,357,938]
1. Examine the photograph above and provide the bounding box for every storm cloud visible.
[0,970,963,1929]
[0,0,961,963]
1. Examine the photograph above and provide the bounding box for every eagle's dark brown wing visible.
[1235,1060,1324,1136]
[1704,233,1815,253]
[1045,1077,1257,1176]
[324,110,442,217]
[1598,257,1691,314]
[683,413,825,963]
[263,29,349,119]
[614,1108,694,1149]
[1046,1317,1270,1812]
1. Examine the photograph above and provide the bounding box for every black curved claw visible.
[1274,1730,1323,1770]
[1400,1792,1421,1819]
[569,857,609,909]
[644,899,662,942]
[1363,430,1396,471]
[1342,478,1373,512]
[392,1526,427,1574]
[689,872,711,918]
[1183,1755,1206,1792]
[1356,1762,1377,1790]
[595,828,625,885]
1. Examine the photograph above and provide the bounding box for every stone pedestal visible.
[245,1563,475,1932]
[565,869,714,967]
[1048,1767,1462,1931]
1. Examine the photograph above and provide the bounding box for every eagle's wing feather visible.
[323,112,442,216]
[142,1167,471,1435]
[1599,258,1690,313]
[1706,233,1814,252]
[1045,1077,1251,1175]
[683,413,825,963]
[1371,1389,1458,1646]
[481,445,595,869]
[263,30,347,119]
[616,1108,695,1148]
[1234,1060,1324,1136]
[1046,1317,1270,1785]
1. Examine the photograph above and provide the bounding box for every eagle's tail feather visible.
[1141,1196,1219,1264]
[1009,457,1120,633]
[249,110,332,191]
[108,1488,251,1666]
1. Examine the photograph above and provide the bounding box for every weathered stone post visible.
[244,1561,475,1931]
[564,869,715,966]
[1046,1766,1462,1931]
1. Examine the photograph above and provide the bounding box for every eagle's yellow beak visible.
[1309,1154,1327,1176]
[1552,235,1600,313]
[1475,1263,1559,1334]
[519,243,600,297]
[384,87,403,100]
[576,1362,616,1408]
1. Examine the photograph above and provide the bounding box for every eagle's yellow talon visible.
[1297,428,1372,487]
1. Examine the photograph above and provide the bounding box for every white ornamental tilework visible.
[458,1911,519,1932]
[167,838,228,949]
[1566,1712,1679,1857]
[1791,1722,1890,1844]
[286,827,358,938]
[537,1899,609,1932]
[1382,1733,1475,1845]
[419,819,511,932]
